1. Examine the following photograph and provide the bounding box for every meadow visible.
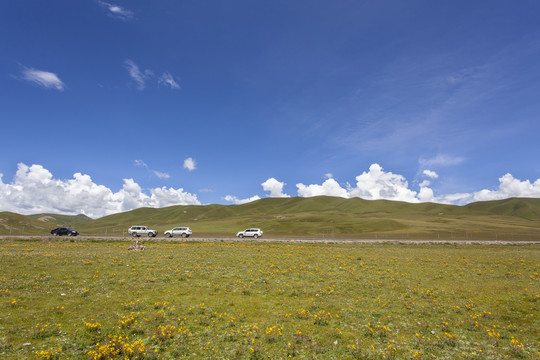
[0,239,538,359]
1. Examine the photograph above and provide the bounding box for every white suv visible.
[128,226,158,237]
[236,228,263,238]
[164,227,192,238]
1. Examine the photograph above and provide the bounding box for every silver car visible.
[236,228,263,238]
[164,227,192,238]
[128,226,158,237]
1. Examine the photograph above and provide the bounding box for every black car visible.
[50,227,79,236]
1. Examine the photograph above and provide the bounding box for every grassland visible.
[0,238,538,359]
[1,197,540,240]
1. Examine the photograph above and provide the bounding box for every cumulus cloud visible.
[98,1,134,20]
[466,173,540,203]
[0,163,199,218]
[159,72,180,89]
[183,157,196,171]
[20,67,65,91]
[224,195,261,205]
[348,164,419,202]
[296,164,436,203]
[418,183,435,202]
[297,178,349,198]
[296,164,540,205]
[125,59,152,90]
[261,178,289,198]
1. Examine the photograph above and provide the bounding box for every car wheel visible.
[238,234,244,238]
[253,234,258,239]
[182,233,188,238]
[167,233,172,238]
[148,233,153,237]
[132,232,138,237]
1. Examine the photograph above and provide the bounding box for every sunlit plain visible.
[0,239,538,359]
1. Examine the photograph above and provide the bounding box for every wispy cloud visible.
[124,59,152,90]
[134,160,169,179]
[153,171,170,180]
[134,160,147,168]
[159,72,180,89]
[20,67,65,91]
[419,154,464,168]
[98,1,134,20]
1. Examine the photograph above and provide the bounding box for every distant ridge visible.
[1,196,540,239]
[465,197,540,220]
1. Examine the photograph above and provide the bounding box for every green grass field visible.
[2,197,540,240]
[0,239,539,359]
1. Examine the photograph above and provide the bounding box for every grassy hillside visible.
[28,213,93,224]
[1,197,540,239]
[0,212,52,235]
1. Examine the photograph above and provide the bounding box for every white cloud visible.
[0,163,199,218]
[295,164,440,203]
[21,67,65,91]
[98,1,134,20]
[124,59,152,90]
[348,164,419,202]
[418,183,435,202]
[297,178,349,198]
[470,173,540,202]
[224,195,261,205]
[159,72,180,89]
[324,173,333,179]
[149,186,199,207]
[423,170,439,179]
[183,157,196,171]
[261,178,290,198]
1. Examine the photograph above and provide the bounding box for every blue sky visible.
[1,1,540,218]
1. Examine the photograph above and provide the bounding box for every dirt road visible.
[1,234,539,245]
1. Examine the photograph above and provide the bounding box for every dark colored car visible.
[50,227,79,236]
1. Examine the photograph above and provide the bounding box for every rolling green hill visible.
[1,197,539,240]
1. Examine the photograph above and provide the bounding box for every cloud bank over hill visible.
[1,163,539,218]
[294,164,540,205]
[0,164,199,218]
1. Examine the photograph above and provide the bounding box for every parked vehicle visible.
[236,228,263,238]
[51,227,79,236]
[128,226,158,237]
[164,227,192,238]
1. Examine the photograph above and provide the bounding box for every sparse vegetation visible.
[0,239,538,359]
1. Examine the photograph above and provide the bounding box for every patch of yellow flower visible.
[88,335,145,360]
[34,347,62,360]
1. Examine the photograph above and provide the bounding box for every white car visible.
[128,226,158,237]
[236,228,263,238]
[164,227,192,238]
